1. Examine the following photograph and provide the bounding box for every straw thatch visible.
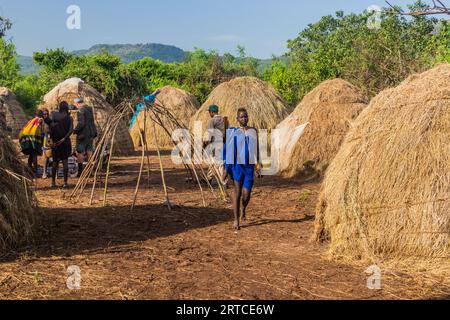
[41,78,134,155]
[190,77,289,131]
[314,64,450,272]
[0,106,35,252]
[276,79,367,178]
[0,87,28,138]
[130,86,200,149]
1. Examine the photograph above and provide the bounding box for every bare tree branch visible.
[386,0,450,16]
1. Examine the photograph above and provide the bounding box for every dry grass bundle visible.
[0,106,36,253]
[0,87,28,138]
[190,77,289,131]
[315,64,450,274]
[130,86,199,149]
[41,78,134,155]
[276,79,367,178]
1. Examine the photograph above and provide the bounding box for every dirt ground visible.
[0,152,449,300]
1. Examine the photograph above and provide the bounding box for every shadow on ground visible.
[0,204,233,262]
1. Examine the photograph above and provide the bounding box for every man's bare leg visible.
[241,188,252,222]
[77,152,84,177]
[233,180,242,231]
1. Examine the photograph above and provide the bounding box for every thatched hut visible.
[276,79,367,178]
[130,86,200,149]
[190,77,289,131]
[41,78,134,155]
[0,105,35,252]
[0,87,28,138]
[314,64,450,272]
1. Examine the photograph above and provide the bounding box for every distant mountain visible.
[72,43,188,64]
[18,43,280,75]
[18,43,188,75]
[17,55,42,75]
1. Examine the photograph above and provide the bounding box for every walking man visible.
[73,97,98,177]
[223,108,262,231]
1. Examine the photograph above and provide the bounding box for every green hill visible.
[17,55,42,75]
[18,43,279,75]
[18,43,188,75]
[72,43,187,64]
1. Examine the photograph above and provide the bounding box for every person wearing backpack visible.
[19,109,45,175]
[72,97,98,177]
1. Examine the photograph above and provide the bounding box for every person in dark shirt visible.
[73,97,98,177]
[45,101,73,188]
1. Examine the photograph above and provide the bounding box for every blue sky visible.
[0,0,415,59]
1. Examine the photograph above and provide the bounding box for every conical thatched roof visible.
[276,79,367,178]
[0,87,28,138]
[314,64,450,273]
[41,78,134,155]
[0,107,35,252]
[190,77,289,131]
[130,86,200,149]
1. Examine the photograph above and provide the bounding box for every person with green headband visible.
[204,104,226,184]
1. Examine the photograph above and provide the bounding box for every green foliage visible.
[33,49,146,106]
[129,47,261,103]
[12,75,47,116]
[264,2,450,105]
[128,57,183,93]
[0,38,20,88]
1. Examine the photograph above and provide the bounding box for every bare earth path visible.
[1,153,448,299]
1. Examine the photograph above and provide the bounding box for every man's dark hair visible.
[35,109,44,118]
[59,101,69,114]
[237,108,248,116]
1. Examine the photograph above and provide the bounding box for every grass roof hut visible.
[41,78,134,155]
[0,87,28,138]
[276,79,367,178]
[314,64,450,274]
[130,86,200,149]
[0,104,35,253]
[190,77,289,132]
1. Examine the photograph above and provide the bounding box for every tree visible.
[0,38,19,88]
[265,2,448,105]
[33,49,146,105]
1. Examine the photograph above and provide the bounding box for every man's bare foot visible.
[240,208,247,222]
[233,221,240,232]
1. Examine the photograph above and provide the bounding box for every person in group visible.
[45,101,73,188]
[72,97,98,177]
[223,108,262,231]
[19,109,45,175]
[203,104,226,184]
[41,108,52,179]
